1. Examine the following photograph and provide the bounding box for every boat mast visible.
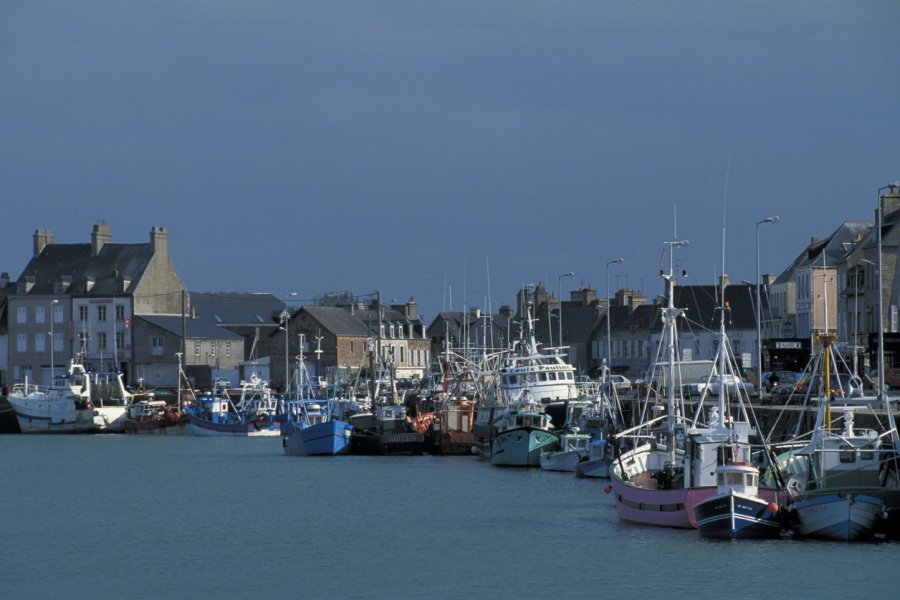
[662,240,688,464]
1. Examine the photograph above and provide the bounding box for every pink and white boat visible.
[609,240,778,528]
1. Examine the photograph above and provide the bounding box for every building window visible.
[116,304,125,321]
[152,337,164,357]
[116,332,125,353]
[17,306,27,324]
[54,332,63,353]
[98,332,107,351]
[35,334,45,352]
[17,334,27,352]
[400,347,405,364]
[97,305,107,321]
[77,332,88,352]
[35,306,46,324]
[79,306,88,321]
[53,304,64,323]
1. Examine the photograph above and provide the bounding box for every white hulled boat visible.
[7,360,95,433]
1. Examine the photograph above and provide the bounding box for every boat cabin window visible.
[507,375,517,385]
[860,448,875,461]
[839,450,856,464]
[726,472,743,486]
[564,372,573,380]
[748,473,757,486]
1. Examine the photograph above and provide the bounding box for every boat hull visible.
[124,416,191,435]
[350,431,425,455]
[694,491,783,539]
[92,406,128,433]
[795,493,884,541]
[610,444,780,529]
[539,450,582,472]
[187,414,281,437]
[574,456,610,479]
[296,420,353,456]
[491,427,560,467]
[9,396,96,434]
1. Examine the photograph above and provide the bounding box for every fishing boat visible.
[185,374,283,437]
[7,360,95,433]
[770,334,891,541]
[609,240,779,528]
[572,383,625,478]
[539,429,591,472]
[497,304,577,406]
[283,397,354,456]
[349,402,425,455]
[124,358,192,434]
[490,390,560,467]
[694,462,785,539]
[87,370,133,432]
[574,437,613,479]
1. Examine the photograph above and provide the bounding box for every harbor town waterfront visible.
[1,434,896,600]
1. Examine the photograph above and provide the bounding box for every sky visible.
[2,1,899,322]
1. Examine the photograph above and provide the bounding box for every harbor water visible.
[1,435,897,599]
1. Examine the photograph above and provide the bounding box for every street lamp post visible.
[606,258,624,379]
[557,272,574,352]
[49,299,59,382]
[280,309,291,395]
[756,216,779,397]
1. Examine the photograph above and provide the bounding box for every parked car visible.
[867,368,900,390]
[687,374,754,397]
[774,372,863,400]
[761,370,799,393]
[609,375,632,392]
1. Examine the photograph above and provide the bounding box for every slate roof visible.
[17,242,155,296]
[773,221,871,285]
[189,292,288,327]
[301,306,370,337]
[138,315,242,339]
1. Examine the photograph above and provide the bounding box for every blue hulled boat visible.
[186,375,282,437]
[694,463,785,539]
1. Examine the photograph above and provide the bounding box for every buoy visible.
[604,485,613,494]
[470,446,479,456]
[767,502,779,513]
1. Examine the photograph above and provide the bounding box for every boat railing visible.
[11,382,49,396]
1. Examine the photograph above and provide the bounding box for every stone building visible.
[6,223,186,387]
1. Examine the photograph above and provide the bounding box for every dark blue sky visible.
[2,1,899,321]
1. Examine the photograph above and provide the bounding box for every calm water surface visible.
[1,435,896,599]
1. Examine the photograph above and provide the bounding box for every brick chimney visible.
[91,222,112,256]
[33,229,54,257]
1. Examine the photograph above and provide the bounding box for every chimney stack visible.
[91,222,112,256]
[33,229,54,257]
[150,226,168,259]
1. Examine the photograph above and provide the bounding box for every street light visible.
[49,299,59,382]
[756,216,779,396]
[557,272,574,352]
[875,184,900,398]
[606,258,624,379]
[280,308,291,395]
